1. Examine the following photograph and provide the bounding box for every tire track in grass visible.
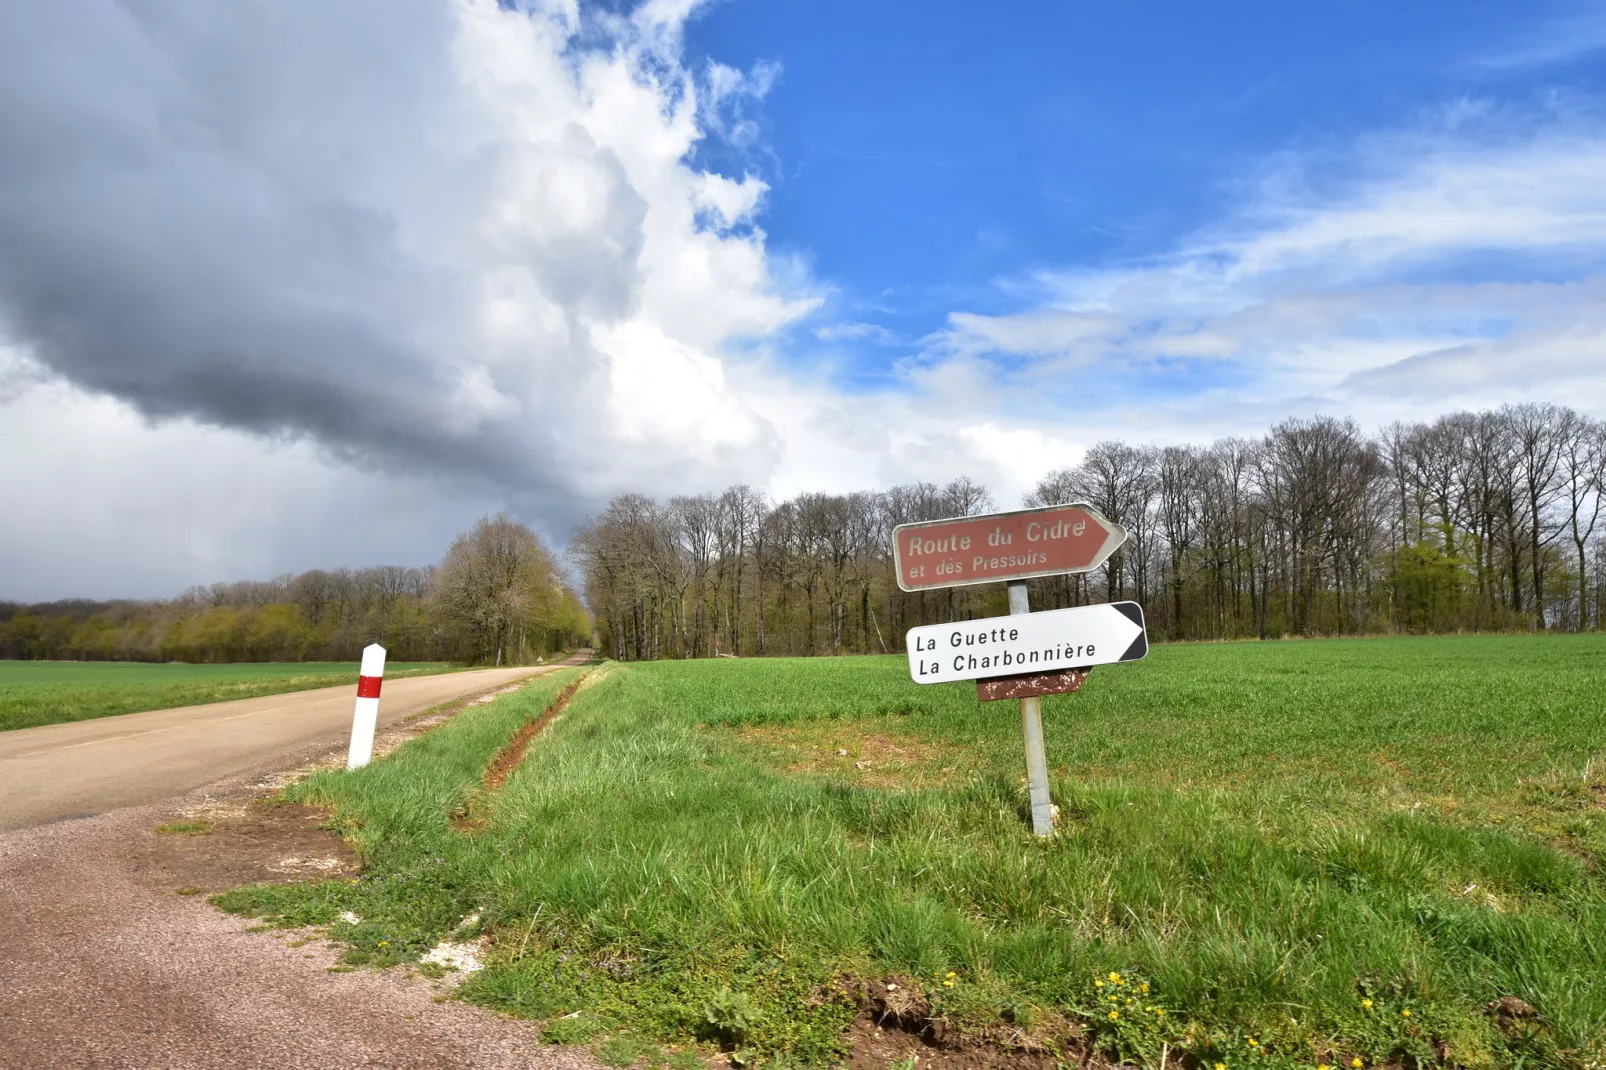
[454,672,590,830]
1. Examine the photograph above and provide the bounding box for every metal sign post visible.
[897,503,1147,838]
[1009,581,1056,836]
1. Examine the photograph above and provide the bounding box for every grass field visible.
[218,637,1606,1068]
[0,660,463,732]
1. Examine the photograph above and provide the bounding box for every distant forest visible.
[1,514,591,664]
[573,404,1606,661]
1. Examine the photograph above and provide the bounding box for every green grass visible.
[216,636,1606,1068]
[0,660,464,732]
[154,820,213,835]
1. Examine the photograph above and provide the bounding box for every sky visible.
[1,0,1604,600]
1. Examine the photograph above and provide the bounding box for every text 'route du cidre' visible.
[890,503,1127,592]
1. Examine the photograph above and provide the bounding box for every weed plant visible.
[0,660,463,731]
[217,637,1606,1068]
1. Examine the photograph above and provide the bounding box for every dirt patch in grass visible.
[485,673,589,792]
[844,1015,1068,1070]
[840,976,1084,1070]
[132,799,360,895]
[451,672,591,831]
[727,723,962,790]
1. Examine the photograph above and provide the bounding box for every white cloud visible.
[935,121,1606,428]
[0,0,814,494]
[0,0,829,596]
[1208,136,1606,280]
[0,0,1070,599]
[1471,7,1606,70]
[0,368,507,601]
[814,322,901,345]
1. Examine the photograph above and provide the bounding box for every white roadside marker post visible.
[1008,581,1056,837]
[346,643,387,770]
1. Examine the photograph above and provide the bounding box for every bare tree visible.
[571,403,1606,659]
[1070,441,1155,600]
[1559,414,1606,630]
[435,513,561,665]
[1157,445,1204,639]
[1505,403,1569,628]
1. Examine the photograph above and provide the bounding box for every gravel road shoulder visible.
[0,675,602,1070]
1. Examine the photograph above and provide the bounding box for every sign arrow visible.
[892,502,1127,592]
[905,601,1147,685]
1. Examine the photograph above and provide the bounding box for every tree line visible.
[572,404,1606,660]
[1,514,591,664]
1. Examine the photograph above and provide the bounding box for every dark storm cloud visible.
[0,0,664,526]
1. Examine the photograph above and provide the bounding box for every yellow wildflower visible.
[1361,999,1373,1010]
[1401,1009,1412,1018]
[1095,979,1105,988]
[946,971,957,979]
[1215,1063,1226,1070]
[1109,971,1122,984]
[1352,1059,1364,1069]
[1141,982,1150,993]
[1247,1038,1258,1047]
[1108,1011,1119,1020]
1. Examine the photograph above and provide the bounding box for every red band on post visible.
[356,675,383,698]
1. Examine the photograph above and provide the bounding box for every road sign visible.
[905,601,1147,684]
[891,503,1126,592]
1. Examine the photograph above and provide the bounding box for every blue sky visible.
[679,0,1606,385]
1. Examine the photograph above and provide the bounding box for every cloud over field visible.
[2,1,1605,598]
[0,0,819,532]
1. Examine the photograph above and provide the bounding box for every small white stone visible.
[420,940,483,975]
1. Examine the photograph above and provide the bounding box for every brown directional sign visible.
[891,503,1127,592]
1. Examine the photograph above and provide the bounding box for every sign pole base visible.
[1008,582,1056,837]
[1019,694,1055,836]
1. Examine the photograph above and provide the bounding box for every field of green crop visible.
[219,636,1606,1068]
[0,660,463,732]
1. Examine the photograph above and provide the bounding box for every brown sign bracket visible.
[976,666,1092,702]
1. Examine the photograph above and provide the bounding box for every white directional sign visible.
[906,601,1147,684]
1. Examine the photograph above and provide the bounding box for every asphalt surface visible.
[0,666,544,830]
[0,661,602,1069]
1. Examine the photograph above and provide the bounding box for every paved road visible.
[0,657,602,1070]
[0,666,551,830]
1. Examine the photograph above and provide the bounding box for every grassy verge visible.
[0,660,466,732]
[217,637,1606,1068]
